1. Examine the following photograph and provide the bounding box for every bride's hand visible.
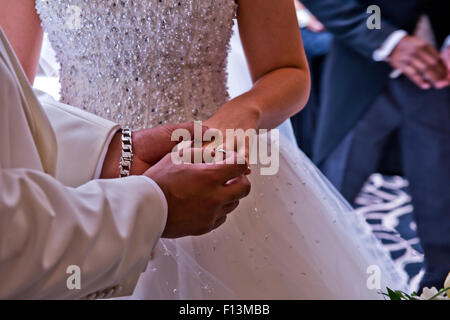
[132,122,211,174]
[204,100,261,165]
[100,122,208,178]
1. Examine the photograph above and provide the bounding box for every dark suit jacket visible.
[300,0,450,164]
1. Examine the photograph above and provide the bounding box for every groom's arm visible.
[0,168,167,300]
[35,89,122,187]
[0,28,168,299]
[0,92,168,301]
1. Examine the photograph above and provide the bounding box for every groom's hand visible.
[131,122,208,175]
[388,36,449,89]
[441,46,450,82]
[145,149,251,238]
[101,122,208,178]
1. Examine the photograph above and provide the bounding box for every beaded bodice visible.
[36,0,237,129]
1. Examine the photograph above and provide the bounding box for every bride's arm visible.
[0,0,43,84]
[205,0,310,131]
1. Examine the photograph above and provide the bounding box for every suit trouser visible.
[322,76,450,289]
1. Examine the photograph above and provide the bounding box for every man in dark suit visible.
[291,1,333,157]
[301,0,450,289]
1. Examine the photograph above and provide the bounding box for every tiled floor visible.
[355,174,425,291]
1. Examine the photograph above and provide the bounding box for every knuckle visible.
[216,219,226,229]
[418,65,428,72]
[429,59,440,67]
[242,180,251,197]
[239,162,249,171]
[206,168,221,183]
[410,51,420,59]
[203,224,213,234]
[418,42,428,50]
[200,217,215,233]
[406,68,418,76]
[195,226,211,236]
[233,163,247,176]
[210,173,222,184]
[229,201,240,212]
[209,220,219,231]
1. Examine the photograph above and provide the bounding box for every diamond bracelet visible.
[119,128,133,178]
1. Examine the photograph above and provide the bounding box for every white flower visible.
[419,287,439,300]
[444,272,450,296]
[418,286,449,300]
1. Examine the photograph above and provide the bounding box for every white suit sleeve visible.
[372,30,408,62]
[0,170,167,300]
[35,89,122,187]
[0,28,167,299]
[443,35,450,49]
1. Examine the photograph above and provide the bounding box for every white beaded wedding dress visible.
[36,0,408,299]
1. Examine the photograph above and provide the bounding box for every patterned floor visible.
[354,174,425,290]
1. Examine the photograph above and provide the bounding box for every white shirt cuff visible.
[140,176,168,218]
[93,128,120,179]
[443,35,450,49]
[296,9,311,29]
[373,30,408,61]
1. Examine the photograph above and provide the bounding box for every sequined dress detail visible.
[36,0,236,129]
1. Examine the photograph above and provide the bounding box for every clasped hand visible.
[101,122,251,239]
[389,35,450,90]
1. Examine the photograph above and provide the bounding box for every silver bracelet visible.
[119,127,133,178]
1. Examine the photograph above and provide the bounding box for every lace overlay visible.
[36,0,237,129]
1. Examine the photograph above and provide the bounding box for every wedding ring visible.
[216,148,227,154]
